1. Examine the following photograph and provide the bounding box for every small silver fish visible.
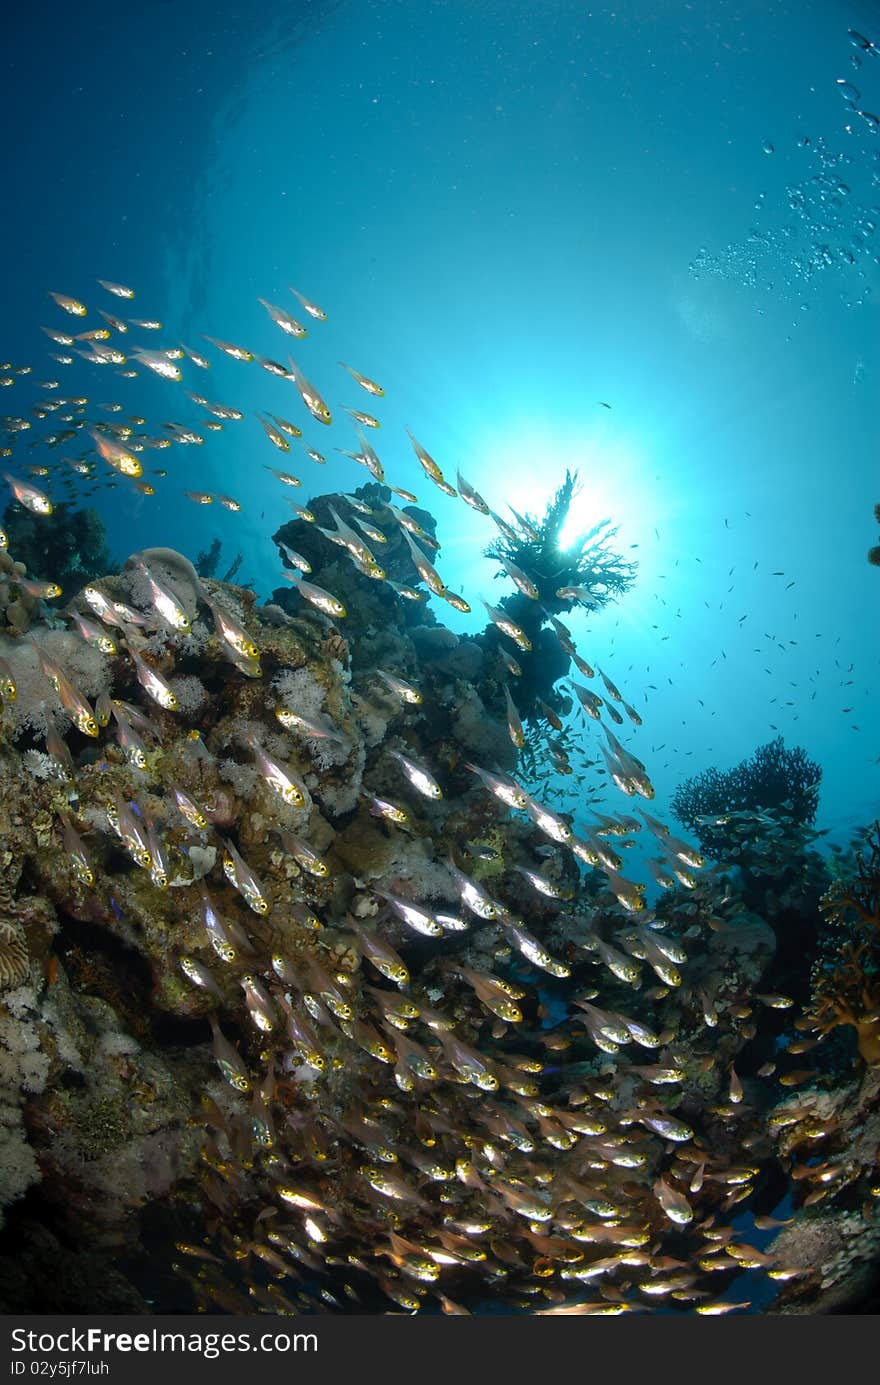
[390,749,442,800]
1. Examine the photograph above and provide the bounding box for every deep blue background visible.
[2,0,879,854]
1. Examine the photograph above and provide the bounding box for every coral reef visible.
[0,495,875,1314]
[766,1065,880,1313]
[0,243,875,1318]
[807,822,880,1065]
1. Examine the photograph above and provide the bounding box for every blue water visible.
[3,0,879,850]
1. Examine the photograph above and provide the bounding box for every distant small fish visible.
[464,841,500,862]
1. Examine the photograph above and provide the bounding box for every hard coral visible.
[809,822,880,1065]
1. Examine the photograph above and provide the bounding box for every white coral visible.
[0,629,109,738]
[0,988,50,1226]
[169,675,207,715]
[218,759,259,798]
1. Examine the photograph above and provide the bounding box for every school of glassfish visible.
[0,275,850,1315]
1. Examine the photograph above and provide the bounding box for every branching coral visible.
[670,736,821,862]
[808,822,880,1064]
[480,471,636,719]
[484,470,637,614]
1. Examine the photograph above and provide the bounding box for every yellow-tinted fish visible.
[377,668,422,704]
[49,291,87,316]
[91,432,142,478]
[285,572,345,619]
[209,1016,250,1092]
[339,361,384,396]
[2,471,53,514]
[35,646,99,735]
[258,297,308,338]
[406,430,445,485]
[0,656,17,701]
[179,342,210,369]
[247,735,306,808]
[129,647,179,711]
[503,683,524,748]
[203,335,254,362]
[257,414,291,452]
[264,466,301,488]
[131,349,181,382]
[456,471,490,514]
[18,577,61,600]
[221,838,269,915]
[289,286,327,321]
[286,356,332,425]
[97,278,135,299]
[401,529,445,596]
[480,598,532,652]
[281,831,328,877]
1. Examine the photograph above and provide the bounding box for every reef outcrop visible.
[0,490,876,1314]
